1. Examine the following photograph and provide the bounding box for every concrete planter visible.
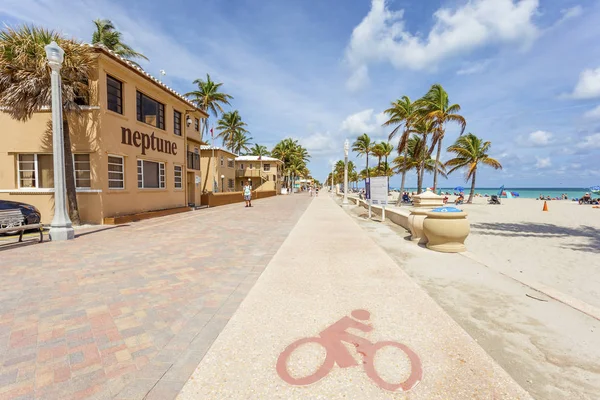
[409,209,430,245]
[423,207,470,253]
[412,189,444,208]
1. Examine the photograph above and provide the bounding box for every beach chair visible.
[488,195,501,205]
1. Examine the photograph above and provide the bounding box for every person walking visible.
[243,180,252,207]
[309,186,313,197]
[315,186,319,197]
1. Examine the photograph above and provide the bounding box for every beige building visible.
[0,45,208,224]
[235,156,284,193]
[198,145,238,194]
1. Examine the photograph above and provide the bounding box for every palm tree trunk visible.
[63,119,80,225]
[416,167,423,194]
[397,131,409,205]
[419,134,427,194]
[468,168,477,204]
[432,136,443,191]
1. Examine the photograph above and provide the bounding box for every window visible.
[74,154,91,188]
[239,163,244,170]
[174,165,182,189]
[273,174,276,181]
[174,110,182,136]
[137,159,165,189]
[227,158,234,168]
[17,154,53,188]
[108,155,124,189]
[249,164,253,169]
[228,179,234,189]
[136,91,165,129]
[107,75,123,114]
[263,163,271,172]
[220,156,224,166]
[194,118,199,132]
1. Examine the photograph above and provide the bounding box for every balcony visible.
[187,151,200,170]
[236,169,265,178]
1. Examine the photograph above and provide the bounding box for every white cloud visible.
[298,131,342,157]
[559,6,583,22]
[535,157,551,168]
[340,109,387,138]
[456,59,491,75]
[345,0,540,87]
[528,130,553,145]
[570,68,600,99]
[516,130,554,146]
[577,133,600,149]
[583,105,600,119]
[346,65,369,92]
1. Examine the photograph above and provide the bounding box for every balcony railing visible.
[236,169,265,178]
[187,151,200,170]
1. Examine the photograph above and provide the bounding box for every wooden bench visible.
[0,209,43,243]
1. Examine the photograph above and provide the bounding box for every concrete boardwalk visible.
[179,195,532,399]
[0,194,311,400]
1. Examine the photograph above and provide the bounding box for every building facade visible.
[198,146,238,194]
[0,46,207,224]
[235,156,284,193]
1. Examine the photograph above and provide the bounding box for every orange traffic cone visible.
[543,201,548,211]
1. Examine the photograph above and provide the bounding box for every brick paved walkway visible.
[0,194,312,400]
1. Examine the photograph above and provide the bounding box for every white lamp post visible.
[221,174,225,192]
[343,139,349,205]
[46,41,74,241]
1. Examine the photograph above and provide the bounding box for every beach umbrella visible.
[454,186,464,192]
[590,186,600,194]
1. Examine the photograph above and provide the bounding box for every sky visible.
[1,0,600,188]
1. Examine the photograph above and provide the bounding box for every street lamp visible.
[45,41,74,241]
[221,174,225,192]
[343,139,349,205]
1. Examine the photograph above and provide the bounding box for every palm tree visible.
[0,25,95,224]
[419,84,466,191]
[372,142,385,170]
[445,133,502,203]
[249,144,270,157]
[383,96,420,198]
[230,131,253,155]
[379,142,394,190]
[185,73,233,140]
[271,138,310,191]
[352,134,373,186]
[91,19,148,63]
[394,135,446,190]
[409,118,438,194]
[216,110,248,149]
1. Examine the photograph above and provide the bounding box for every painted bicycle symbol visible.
[276,310,423,392]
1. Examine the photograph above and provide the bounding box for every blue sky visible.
[2,0,600,188]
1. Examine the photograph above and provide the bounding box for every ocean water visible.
[400,188,593,199]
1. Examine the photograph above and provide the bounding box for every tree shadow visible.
[471,222,600,254]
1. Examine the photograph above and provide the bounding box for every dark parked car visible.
[0,200,41,233]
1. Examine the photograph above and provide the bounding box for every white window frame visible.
[73,154,91,189]
[108,154,125,190]
[17,154,39,189]
[220,156,224,166]
[263,163,271,172]
[227,158,234,168]
[174,164,183,189]
[137,159,166,189]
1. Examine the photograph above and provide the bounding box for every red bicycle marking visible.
[276,309,422,392]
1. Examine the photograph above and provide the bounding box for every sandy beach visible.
[384,192,600,309]
[449,197,599,309]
